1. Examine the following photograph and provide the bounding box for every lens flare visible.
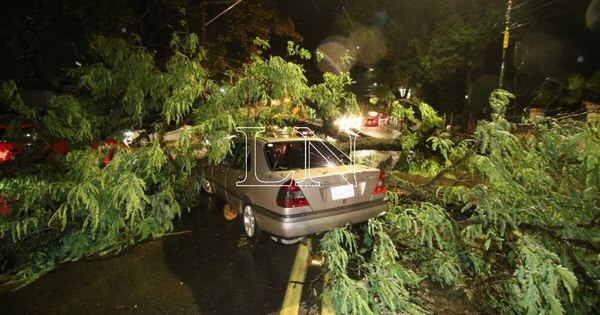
[348,26,387,66]
[587,0,600,32]
[316,36,357,73]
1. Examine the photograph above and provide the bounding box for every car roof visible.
[0,121,36,129]
[255,136,325,143]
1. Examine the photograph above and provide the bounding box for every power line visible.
[206,0,243,26]
[521,0,567,15]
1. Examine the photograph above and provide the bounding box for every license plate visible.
[331,184,355,200]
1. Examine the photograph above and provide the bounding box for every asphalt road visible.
[0,195,319,315]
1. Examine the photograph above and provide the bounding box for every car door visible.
[209,143,239,199]
[225,141,251,210]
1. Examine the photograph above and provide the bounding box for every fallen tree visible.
[320,90,600,314]
[0,35,359,288]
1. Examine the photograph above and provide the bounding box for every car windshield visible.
[264,140,352,171]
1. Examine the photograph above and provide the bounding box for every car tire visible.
[203,179,216,194]
[243,203,264,243]
[137,136,150,147]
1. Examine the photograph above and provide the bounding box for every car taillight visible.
[276,180,310,208]
[0,196,13,217]
[0,143,14,163]
[52,140,69,155]
[373,170,386,194]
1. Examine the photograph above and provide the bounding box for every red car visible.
[0,121,68,216]
[0,196,12,217]
[0,121,68,165]
[364,117,379,127]
[90,138,127,166]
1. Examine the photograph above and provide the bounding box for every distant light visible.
[310,258,324,266]
[577,55,585,63]
[369,68,374,72]
[335,116,363,130]
[121,27,127,33]
[356,46,360,50]
[373,83,378,87]
[465,94,469,99]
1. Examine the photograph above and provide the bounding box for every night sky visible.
[279,0,600,110]
[280,0,600,74]
[1,0,598,103]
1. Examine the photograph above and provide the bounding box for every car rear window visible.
[264,140,351,171]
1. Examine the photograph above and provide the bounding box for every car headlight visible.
[336,116,363,130]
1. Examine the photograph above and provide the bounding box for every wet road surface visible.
[359,125,399,139]
[0,194,316,315]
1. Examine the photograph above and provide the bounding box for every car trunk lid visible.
[274,164,385,211]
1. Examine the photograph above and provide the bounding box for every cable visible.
[522,0,566,14]
[206,0,243,26]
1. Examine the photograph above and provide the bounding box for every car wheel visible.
[243,204,264,243]
[137,136,150,147]
[203,179,216,194]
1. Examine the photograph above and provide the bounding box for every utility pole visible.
[498,0,513,89]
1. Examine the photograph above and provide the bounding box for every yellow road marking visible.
[280,239,311,315]
[321,272,334,315]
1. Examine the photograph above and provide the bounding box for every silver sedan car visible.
[203,136,387,243]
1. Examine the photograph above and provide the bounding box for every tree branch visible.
[520,223,600,252]
[424,140,480,188]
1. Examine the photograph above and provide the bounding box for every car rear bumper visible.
[253,199,388,239]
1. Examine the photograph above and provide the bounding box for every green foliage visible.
[561,71,600,105]
[43,95,96,142]
[446,91,597,312]
[309,72,359,119]
[334,0,505,107]
[320,214,425,314]
[427,132,454,164]
[384,195,467,289]
[0,32,208,286]
[418,7,501,84]
[0,81,37,119]
[511,236,578,315]
[72,33,206,130]
[1,10,595,313]
[390,98,444,137]
[1,28,373,289]
[324,89,600,313]
[389,98,451,177]
[286,41,312,60]
[1,144,182,287]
